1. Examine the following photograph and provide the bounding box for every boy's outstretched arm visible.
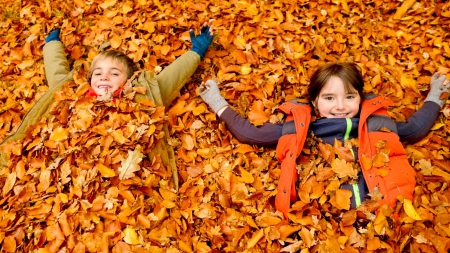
[43,29,70,88]
[155,23,214,106]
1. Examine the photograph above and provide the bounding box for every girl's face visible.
[90,58,128,96]
[312,76,361,118]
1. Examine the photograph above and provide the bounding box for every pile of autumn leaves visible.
[2,73,450,252]
[1,74,175,252]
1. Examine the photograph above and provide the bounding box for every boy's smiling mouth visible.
[97,85,112,89]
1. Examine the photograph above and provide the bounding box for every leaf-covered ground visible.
[1,0,450,252]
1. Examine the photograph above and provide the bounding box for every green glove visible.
[199,80,229,113]
[425,72,449,108]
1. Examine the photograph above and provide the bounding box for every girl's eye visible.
[325,97,333,100]
[346,95,356,99]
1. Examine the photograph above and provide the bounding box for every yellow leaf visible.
[373,211,387,234]
[399,74,418,92]
[99,0,117,9]
[50,127,69,142]
[232,144,254,154]
[431,123,445,130]
[241,64,252,75]
[2,172,16,196]
[393,0,416,20]
[97,163,116,178]
[123,227,139,244]
[238,167,254,184]
[404,198,422,220]
[247,229,264,249]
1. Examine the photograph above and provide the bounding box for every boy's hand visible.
[425,72,450,108]
[199,80,229,114]
[45,29,61,43]
[190,22,214,60]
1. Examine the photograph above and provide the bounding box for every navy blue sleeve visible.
[396,101,441,144]
[218,107,283,147]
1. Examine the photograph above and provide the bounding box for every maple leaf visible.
[118,145,144,180]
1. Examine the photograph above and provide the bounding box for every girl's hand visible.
[425,72,449,108]
[199,80,229,115]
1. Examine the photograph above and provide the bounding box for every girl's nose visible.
[335,99,345,110]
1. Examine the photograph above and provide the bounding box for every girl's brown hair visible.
[308,62,364,101]
[90,50,138,79]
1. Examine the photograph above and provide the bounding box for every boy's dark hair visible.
[308,62,365,101]
[90,50,138,79]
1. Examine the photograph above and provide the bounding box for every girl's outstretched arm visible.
[200,80,283,146]
[397,73,449,143]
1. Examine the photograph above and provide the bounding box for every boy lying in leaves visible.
[0,25,214,190]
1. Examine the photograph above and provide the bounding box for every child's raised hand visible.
[45,28,61,43]
[199,80,229,114]
[189,22,214,60]
[425,72,449,108]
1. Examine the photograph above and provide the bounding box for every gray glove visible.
[425,72,449,108]
[199,80,229,113]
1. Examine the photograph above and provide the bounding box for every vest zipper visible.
[345,118,361,207]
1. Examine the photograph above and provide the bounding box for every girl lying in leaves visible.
[199,62,450,217]
[0,24,214,190]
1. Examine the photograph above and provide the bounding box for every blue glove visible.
[189,25,213,60]
[46,29,61,43]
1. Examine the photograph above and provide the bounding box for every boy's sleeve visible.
[154,51,201,106]
[43,41,70,88]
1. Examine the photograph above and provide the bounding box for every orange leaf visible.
[372,153,389,167]
[247,100,269,126]
[160,45,171,55]
[110,35,122,49]
[331,189,352,210]
[3,236,16,252]
[70,46,83,60]
[331,158,358,179]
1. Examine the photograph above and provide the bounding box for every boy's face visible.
[313,76,361,118]
[90,58,128,96]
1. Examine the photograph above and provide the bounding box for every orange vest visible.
[275,96,416,217]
